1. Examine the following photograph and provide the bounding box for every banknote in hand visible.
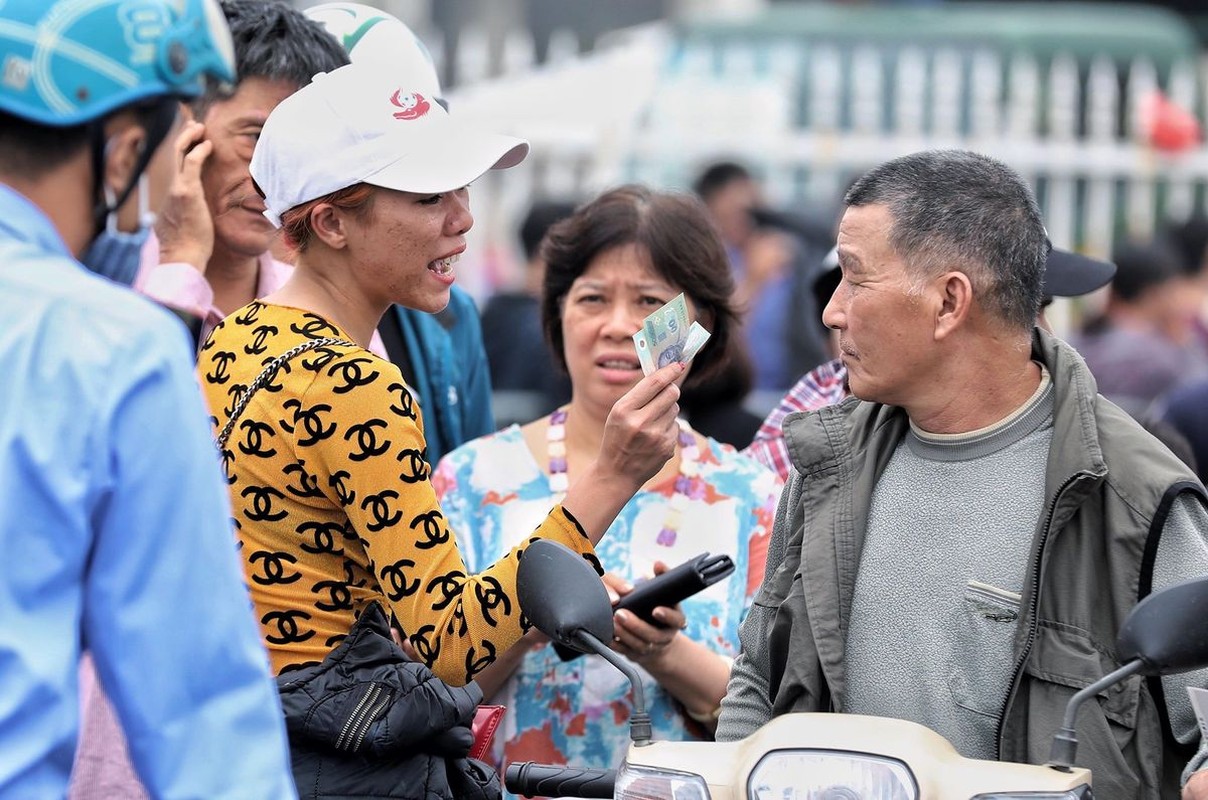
[632,293,712,376]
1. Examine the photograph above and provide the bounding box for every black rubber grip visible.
[556,551,736,661]
[504,762,616,798]
[614,551,735,624]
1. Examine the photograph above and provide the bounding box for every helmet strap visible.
[89,97,180,237]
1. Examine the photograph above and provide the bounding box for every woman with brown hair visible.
[433,185,783,790]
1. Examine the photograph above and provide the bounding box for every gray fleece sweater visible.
[721,370,1208,784]
[844,373,1053,759]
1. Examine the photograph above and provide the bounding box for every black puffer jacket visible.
[276,602,500,800]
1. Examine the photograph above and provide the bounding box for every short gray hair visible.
[845,150,1047,332]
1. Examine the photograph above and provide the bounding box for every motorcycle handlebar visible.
[504,762,616,798]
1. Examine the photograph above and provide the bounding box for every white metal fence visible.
[625,40,1208,259]
[442,25,1208,310]
[424,19,1208,416]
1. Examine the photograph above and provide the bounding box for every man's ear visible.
[310,203,349,250]
[934,270,973,341]
[100,116,146,199]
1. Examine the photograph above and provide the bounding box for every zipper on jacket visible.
[336,683,383,751]
[994,473,1083,760]
[349,687,394,753]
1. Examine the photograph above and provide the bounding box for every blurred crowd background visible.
[289,0,1208,451]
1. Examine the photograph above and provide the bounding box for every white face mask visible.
[103,171,157,234]
[82,173,155,286]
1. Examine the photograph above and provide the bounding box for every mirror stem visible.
[1047,658,1146,771]
[573,630,654,746]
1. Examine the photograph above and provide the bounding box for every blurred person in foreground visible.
[306,1,496,465]
[718,149,1208,800]
[0,1,296,797]
[432,186,782,794]
[746,243,1118,481]
[202,62,684,796]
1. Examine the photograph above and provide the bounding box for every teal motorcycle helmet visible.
[0,0,235,127]
[0,0,235,237]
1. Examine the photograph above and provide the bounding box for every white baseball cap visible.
[250,62,528,227]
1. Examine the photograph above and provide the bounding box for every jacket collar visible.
[781,328,1108,488]
[1031,326,1108,490]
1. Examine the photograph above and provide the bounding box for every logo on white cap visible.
[390,89,429,120]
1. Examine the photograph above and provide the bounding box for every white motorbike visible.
[504,539,1208,800]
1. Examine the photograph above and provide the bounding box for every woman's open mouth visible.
[428,253,460,276]
[598,358,640,371]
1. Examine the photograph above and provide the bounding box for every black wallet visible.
[554,552,735,661]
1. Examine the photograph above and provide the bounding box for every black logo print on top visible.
[239,419,277,458]
[387,382,417,420]
[379,558,421,601]
[397,448,429,483]
[329,357,380,394]
[360,490,402,532]
[206,302,574,682]
[283,459,324,498]
[262,609,315,645]
[241,484,288,522]
[281,399,337,446]
[207,351,236,385]
[297,521,347,556]
[410,510,448,549]
[344,419,390,462]
[249,550,302,585]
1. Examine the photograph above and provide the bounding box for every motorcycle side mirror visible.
[1116,576,1208,674]
[516,539,654,746]
[516,539,614,652]
[1049,576,1208,771]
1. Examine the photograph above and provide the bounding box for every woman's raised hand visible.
[559,362,683,545]
[599,361,684,489]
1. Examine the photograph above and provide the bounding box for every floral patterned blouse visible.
[432,424,782,793]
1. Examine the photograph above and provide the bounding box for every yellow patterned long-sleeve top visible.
[198,301,597,683]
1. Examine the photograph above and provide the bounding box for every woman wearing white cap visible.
[196,61,683,796]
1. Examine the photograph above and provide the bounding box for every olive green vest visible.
[766,329,1205,799]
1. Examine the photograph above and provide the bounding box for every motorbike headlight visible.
[970,790,1091,800]
[748,750,917,800]
[616,762,711,800]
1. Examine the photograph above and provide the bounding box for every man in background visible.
[694,160,833,390]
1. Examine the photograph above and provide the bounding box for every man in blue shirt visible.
[0,2,296,797]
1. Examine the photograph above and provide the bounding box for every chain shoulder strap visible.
[216,336,354,451]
